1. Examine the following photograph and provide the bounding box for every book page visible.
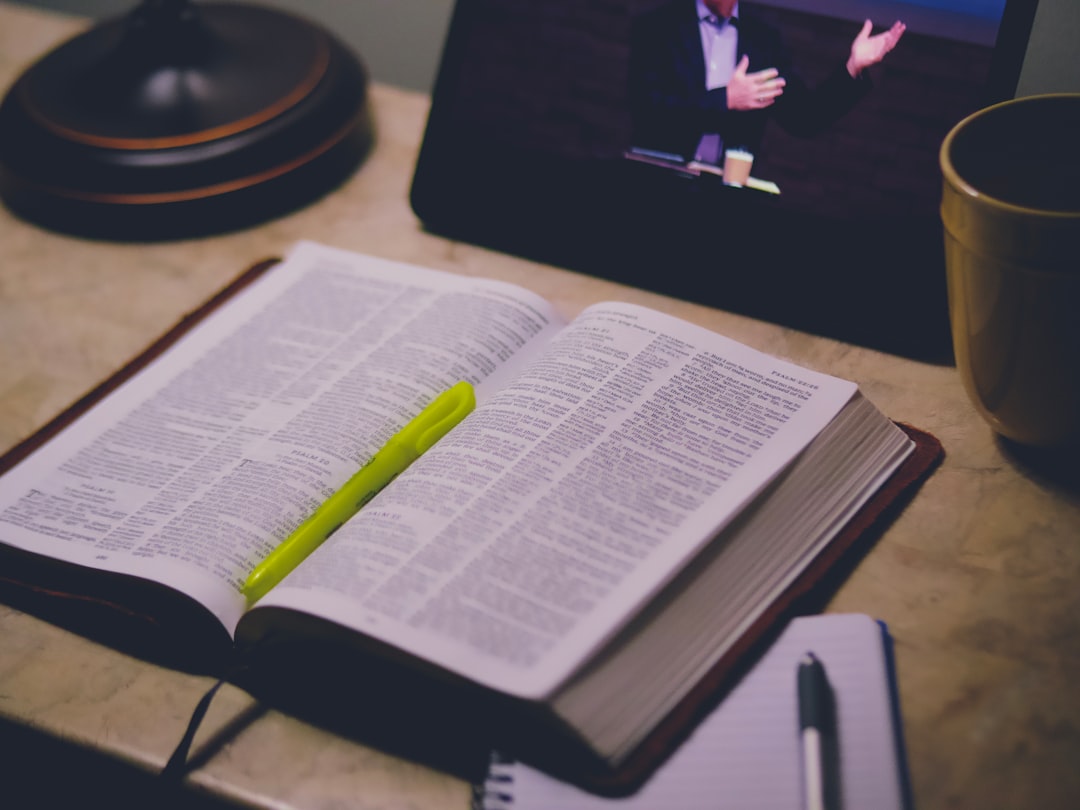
[0,243,565,634]
[250,303,858,698]
[478,614,906,810]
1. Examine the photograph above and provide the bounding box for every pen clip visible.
[397,381,476,454]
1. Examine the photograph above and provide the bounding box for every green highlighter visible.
[242,381,476,604]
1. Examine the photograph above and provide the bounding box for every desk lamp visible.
[0,0,372,239]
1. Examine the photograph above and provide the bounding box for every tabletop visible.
[1,3,1078,809]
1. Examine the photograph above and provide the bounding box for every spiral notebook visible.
[474,613,911,810]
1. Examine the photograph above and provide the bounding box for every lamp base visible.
[0,2,372,240]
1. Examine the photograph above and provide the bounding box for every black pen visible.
[798,651,831,810]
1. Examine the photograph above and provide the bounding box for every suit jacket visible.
[629,0,870,160]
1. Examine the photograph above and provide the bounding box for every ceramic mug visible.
[940,93,1080,447]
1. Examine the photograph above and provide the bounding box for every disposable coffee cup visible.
[940,93,1080,447]
[723,148,753,186]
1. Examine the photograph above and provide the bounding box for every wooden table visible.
[2,4,1078,808]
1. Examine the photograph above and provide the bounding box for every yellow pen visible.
[242,381,476,604]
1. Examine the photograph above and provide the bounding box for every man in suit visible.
[629,0,905,165]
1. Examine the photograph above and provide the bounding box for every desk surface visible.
[2,4,1079,808]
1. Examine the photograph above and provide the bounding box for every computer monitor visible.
[411,0,1041,360]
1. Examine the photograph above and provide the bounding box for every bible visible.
[0,242,940,790]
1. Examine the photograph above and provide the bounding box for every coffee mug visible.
[940,93,1080,447]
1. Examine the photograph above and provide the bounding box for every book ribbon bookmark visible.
[162,382,476,783]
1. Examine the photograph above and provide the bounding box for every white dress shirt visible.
[695,0,739,164]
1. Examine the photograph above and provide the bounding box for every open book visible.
[0,242,938,789]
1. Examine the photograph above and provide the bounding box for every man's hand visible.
[726,55,786,111]
[847,20,905,77]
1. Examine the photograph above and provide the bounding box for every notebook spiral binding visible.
[471,751,517,810]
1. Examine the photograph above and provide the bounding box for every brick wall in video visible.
[449,0,994,220]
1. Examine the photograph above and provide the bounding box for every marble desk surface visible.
[1,3,1078,808]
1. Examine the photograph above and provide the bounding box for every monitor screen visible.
[412,0,1039,359]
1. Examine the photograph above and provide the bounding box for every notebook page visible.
[478,613,906,810]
